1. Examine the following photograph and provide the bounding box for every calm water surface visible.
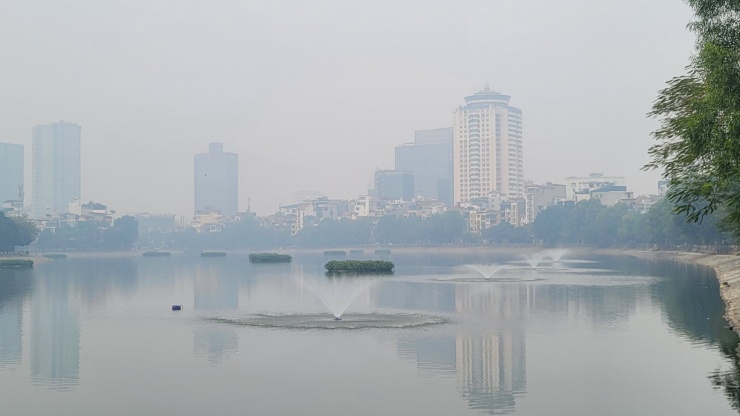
[1,250,739,415]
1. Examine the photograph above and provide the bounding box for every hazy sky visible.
[0,0,696,216]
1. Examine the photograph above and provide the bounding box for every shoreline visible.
[599,249,740,334]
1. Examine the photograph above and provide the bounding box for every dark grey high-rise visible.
[194,143,238,217]
[374,169,414,201]
[395,127,453,206]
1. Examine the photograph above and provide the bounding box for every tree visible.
[645,1,740,236]
[0,213,38,252]
[104,215,139,250]
[593,203,629,247]
[562,199,604,245]
[531,204,570,246]
[482,221,532,244]
[424,211,466,244]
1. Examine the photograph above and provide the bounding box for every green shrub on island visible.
[42,253,67,259]
[374,249,391,255]
[323,250,346,256]
[201,251,227,257]
[0,259,33,268]
[142,251,171,257]
[349,249,364,255]
[249,253,292,263]
[324,260,394,275]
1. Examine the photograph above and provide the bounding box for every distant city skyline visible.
[31,121,81,216]
[0,1,695,216]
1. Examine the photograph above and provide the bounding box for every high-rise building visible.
[32,121,81,216]
[374,169,414,201]
[0,143,24,205]
[453,87,524,205]
[194,142,238,217]
[395,127,453,206]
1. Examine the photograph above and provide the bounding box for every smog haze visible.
[0,0,694,215]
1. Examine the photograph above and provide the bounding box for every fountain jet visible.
[523,252,545,268]
[544,248,568,262]
[467,264,507,280]
[302,277,373,320]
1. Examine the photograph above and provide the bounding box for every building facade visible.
[524,182,567,224]
[374,169,414,201]
[194,142,238,217]
[453,87,524,205]
[395,127,453,206]
[565,173,625,200]
[32,121,81,216]
[0,143,24,206]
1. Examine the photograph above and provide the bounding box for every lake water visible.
[1,250,739,415]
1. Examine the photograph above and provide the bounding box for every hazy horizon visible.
[0,0,696,216]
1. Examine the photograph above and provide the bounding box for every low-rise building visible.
[565,173,625,199]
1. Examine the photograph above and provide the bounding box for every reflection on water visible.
[193,327,239,366]
[393,256,737,415]
[31,265,80,390]
[0,269,30,369]
[0,252,739,414]
[193,260,239,366]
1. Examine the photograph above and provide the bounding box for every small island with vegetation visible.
[142,251,171,257]
[325,260,394,275]
[249,253,292,263]
[0,259,34,268]
[323,250,346,256]
[42,253,67,260]
[201,251,227,257]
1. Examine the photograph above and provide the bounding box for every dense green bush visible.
[324,260,394,275]
[249,253,292,263]
[0,259,33,268]
[349,249,364,255]
[323,250,346,256]
[374,249,391,255]
[42,253,67,259]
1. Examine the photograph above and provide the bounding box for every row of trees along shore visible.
[0,197,731,252]
[136,197,731,250]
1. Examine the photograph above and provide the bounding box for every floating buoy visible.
[172,305,182,311]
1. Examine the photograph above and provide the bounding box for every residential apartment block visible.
[453,87,524,205]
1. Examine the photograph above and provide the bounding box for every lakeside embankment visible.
[603,249,740,334]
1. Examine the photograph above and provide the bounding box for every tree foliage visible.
[0,213,38,252]
[645,1,740,236]
[35,216,139,251]
[530,199,729,248]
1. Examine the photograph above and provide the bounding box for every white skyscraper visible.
[32,121,81,216]
[453,87,524,204]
